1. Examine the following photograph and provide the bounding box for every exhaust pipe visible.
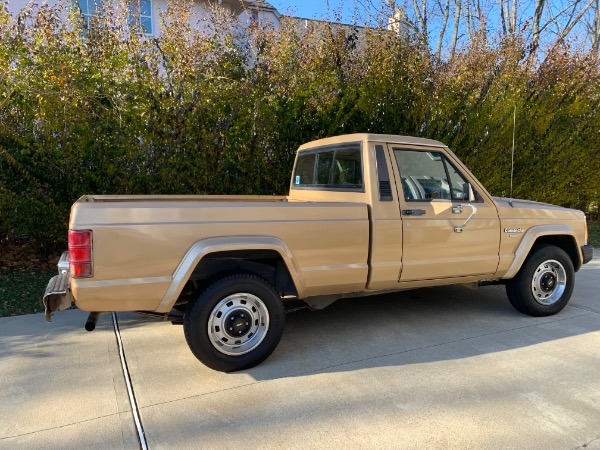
[85,312,101,331]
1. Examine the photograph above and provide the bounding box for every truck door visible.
[387,145,500,281]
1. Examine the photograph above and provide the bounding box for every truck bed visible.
[69,196,370,312]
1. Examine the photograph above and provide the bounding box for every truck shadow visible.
[109,276,600,384]
[243,283,600,381]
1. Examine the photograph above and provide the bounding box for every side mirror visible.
[463,183,475,203]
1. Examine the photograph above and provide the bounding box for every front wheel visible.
[184,274,285,372]
[506,245,575,317]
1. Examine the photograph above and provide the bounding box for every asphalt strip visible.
[112,312,149,450]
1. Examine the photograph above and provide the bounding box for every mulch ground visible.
[0,239,61,274]
[0,239,62,317]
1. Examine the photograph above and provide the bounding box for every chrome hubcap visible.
[207,293,269,356]
[531,259,566,306]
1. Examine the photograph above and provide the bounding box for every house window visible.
[77,0,153,35]
[131,0,153,35]
[78,0,98,26]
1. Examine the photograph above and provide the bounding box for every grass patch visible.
[589,221,600,248]
[0,270,55,318]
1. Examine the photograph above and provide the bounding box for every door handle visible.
[452,205,463,214]
[402,209,426,216]
[454,204,478,232]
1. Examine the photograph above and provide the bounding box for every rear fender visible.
[156,236,306,313]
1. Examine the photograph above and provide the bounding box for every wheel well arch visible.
[502,226,583,280]
[529,235,580,271]
[190,250,298,296]
[155,237,305,313]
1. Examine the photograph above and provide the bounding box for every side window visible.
[394,149,480,202]
[395,150,451,201]
[293,143,363,190]
[294,153,316,185]
[446,161,470,201]
[332,149,362,185]
[316,152,334,184]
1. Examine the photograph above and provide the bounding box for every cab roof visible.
[297,134,447,151]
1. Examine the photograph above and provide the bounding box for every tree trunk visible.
[498,0,508,35]
[511,0,517,34]
[450,0,462,58]
[594,0,600,54]
[412,0,428,43]
[436,0,451,58]
[465,0,473,38]
[531,0,546,54]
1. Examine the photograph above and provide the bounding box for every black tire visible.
[184,274,285,372]
[506,245,575,317]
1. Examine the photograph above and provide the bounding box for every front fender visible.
[501,225,582,279]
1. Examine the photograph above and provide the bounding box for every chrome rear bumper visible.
[42,252,73,322]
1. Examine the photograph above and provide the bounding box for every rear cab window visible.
[293,143,363,191]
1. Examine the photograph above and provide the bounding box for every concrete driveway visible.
[1,252,599,449]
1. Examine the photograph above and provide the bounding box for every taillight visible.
[68,230,93,278]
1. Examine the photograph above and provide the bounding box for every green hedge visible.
[0,1,598,253]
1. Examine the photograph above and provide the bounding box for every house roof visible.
[241,0,281,17]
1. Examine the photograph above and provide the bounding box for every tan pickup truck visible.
[43,133,594,372]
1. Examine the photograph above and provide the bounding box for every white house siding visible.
[150,0,217,37]
[5,0,281,37]
[7,0,59,16]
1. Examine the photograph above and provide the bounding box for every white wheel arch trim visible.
[501,225,582,280]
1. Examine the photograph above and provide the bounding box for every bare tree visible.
[592,0,600,53]
[529,0,596,55]
[354,0,597,60]
[532,0,546,53]
[510,0,517,34]
[411,0,430,42]
[449,0,462,57]
[497,0,516,35]
[557,0,596,41]
[498,0,508,35]
[436,0,451,58]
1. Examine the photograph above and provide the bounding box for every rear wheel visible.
[506,245,575,316]
[184,274,285,372]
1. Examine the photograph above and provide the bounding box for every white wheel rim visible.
[531,259,567,306]
[207,293,270,356]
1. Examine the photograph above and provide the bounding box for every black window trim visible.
[292,142,365,193]
[375,144,393,201]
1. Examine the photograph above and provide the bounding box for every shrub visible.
[0,1,598,253]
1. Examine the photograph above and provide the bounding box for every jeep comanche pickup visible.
[43,134,594,372]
